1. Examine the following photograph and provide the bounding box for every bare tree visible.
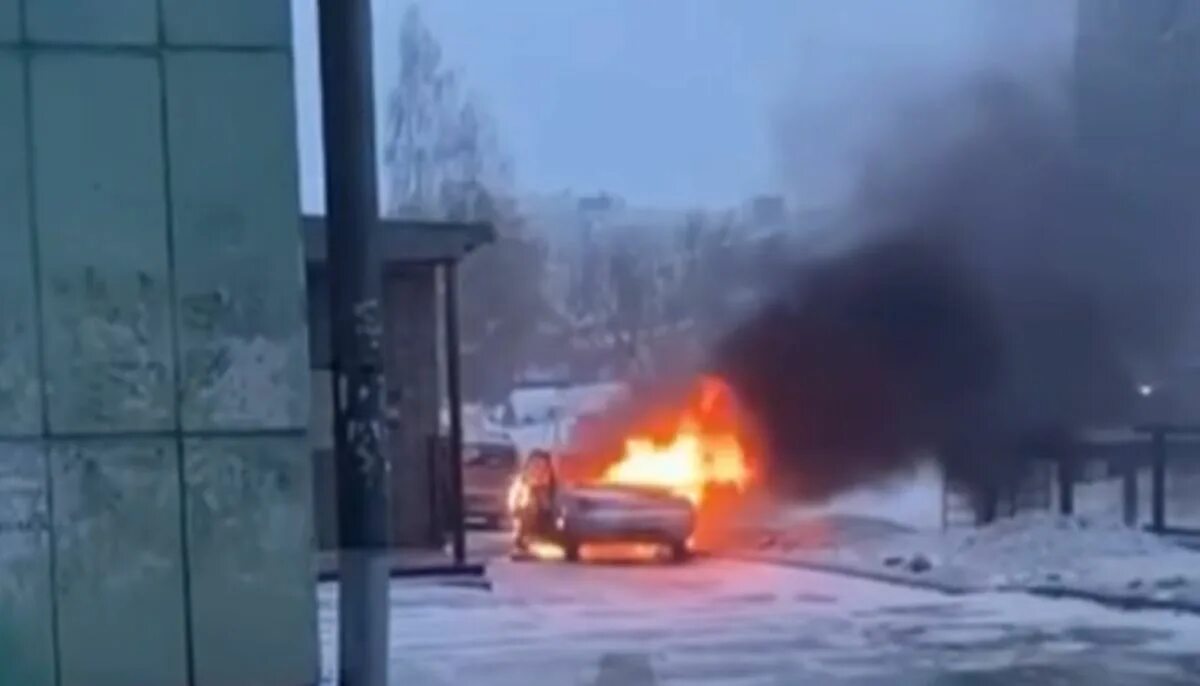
[382,5,548,402]
[606,240,650,376]
[383,6,509,220]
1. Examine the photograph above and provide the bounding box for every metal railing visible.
[1058,426,1200,536]
[942,426,1200,538]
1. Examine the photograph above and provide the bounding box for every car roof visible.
[567,483,688,503]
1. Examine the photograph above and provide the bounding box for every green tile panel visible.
[51,439,188,686]
[0,441,55,686]
[184,436,318,686]
[166,51,309,432]
[0,0,17,44]
[162,0,291,48]
[31,53,175,434]
[25,0,158,46]
[0,52,41,436]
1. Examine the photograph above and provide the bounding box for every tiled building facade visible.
[0,1,318,684]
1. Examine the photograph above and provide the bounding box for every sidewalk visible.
[314,532,510,583]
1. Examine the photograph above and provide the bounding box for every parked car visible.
[509,451,696,562]
[462,441,520,529]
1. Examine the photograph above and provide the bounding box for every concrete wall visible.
[0,1,317,684]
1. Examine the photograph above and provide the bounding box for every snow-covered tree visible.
[383,6,509,220]
[382,5,546,401]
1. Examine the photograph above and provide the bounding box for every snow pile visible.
[458,405,513,445]
[755,511,1200,602]
[504,419,573,458]
[505,386,563,424]
[559,382,629,417]
[484,381,630,459]
[777,460,945,531]
[899,513,1184,587]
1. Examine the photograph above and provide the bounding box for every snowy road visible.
[319,553,1200,685]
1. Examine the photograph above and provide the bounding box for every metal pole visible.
[443,262,467,566]
[317,1,389,685]
[1151,430,1167,533]
[1122,460,1138,527]
[1057,457,1074,516]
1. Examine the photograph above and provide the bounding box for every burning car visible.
[508,451,696,562]
[508,377,753,562]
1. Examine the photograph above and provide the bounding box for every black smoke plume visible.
[714,79,1200,499]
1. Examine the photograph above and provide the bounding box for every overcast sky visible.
[291,1,1076,214]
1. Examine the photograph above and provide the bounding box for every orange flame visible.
[526,540,566,561]
[599,377,752,505]
[522,541,669,563]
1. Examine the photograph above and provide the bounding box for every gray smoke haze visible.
[714,77,1200,498]
[773,0,1076,209]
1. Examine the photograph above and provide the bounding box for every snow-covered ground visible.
[734,457,1200,612]
[771,460,946,531]
[746,511,1200,607]
[317,401,1200,683]
[319,555,1200,685]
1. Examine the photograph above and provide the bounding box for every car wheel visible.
[510,526,532,561]
[562,540,581,563]
[668,541,691,563]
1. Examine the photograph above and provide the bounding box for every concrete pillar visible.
[0,2,317,685]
